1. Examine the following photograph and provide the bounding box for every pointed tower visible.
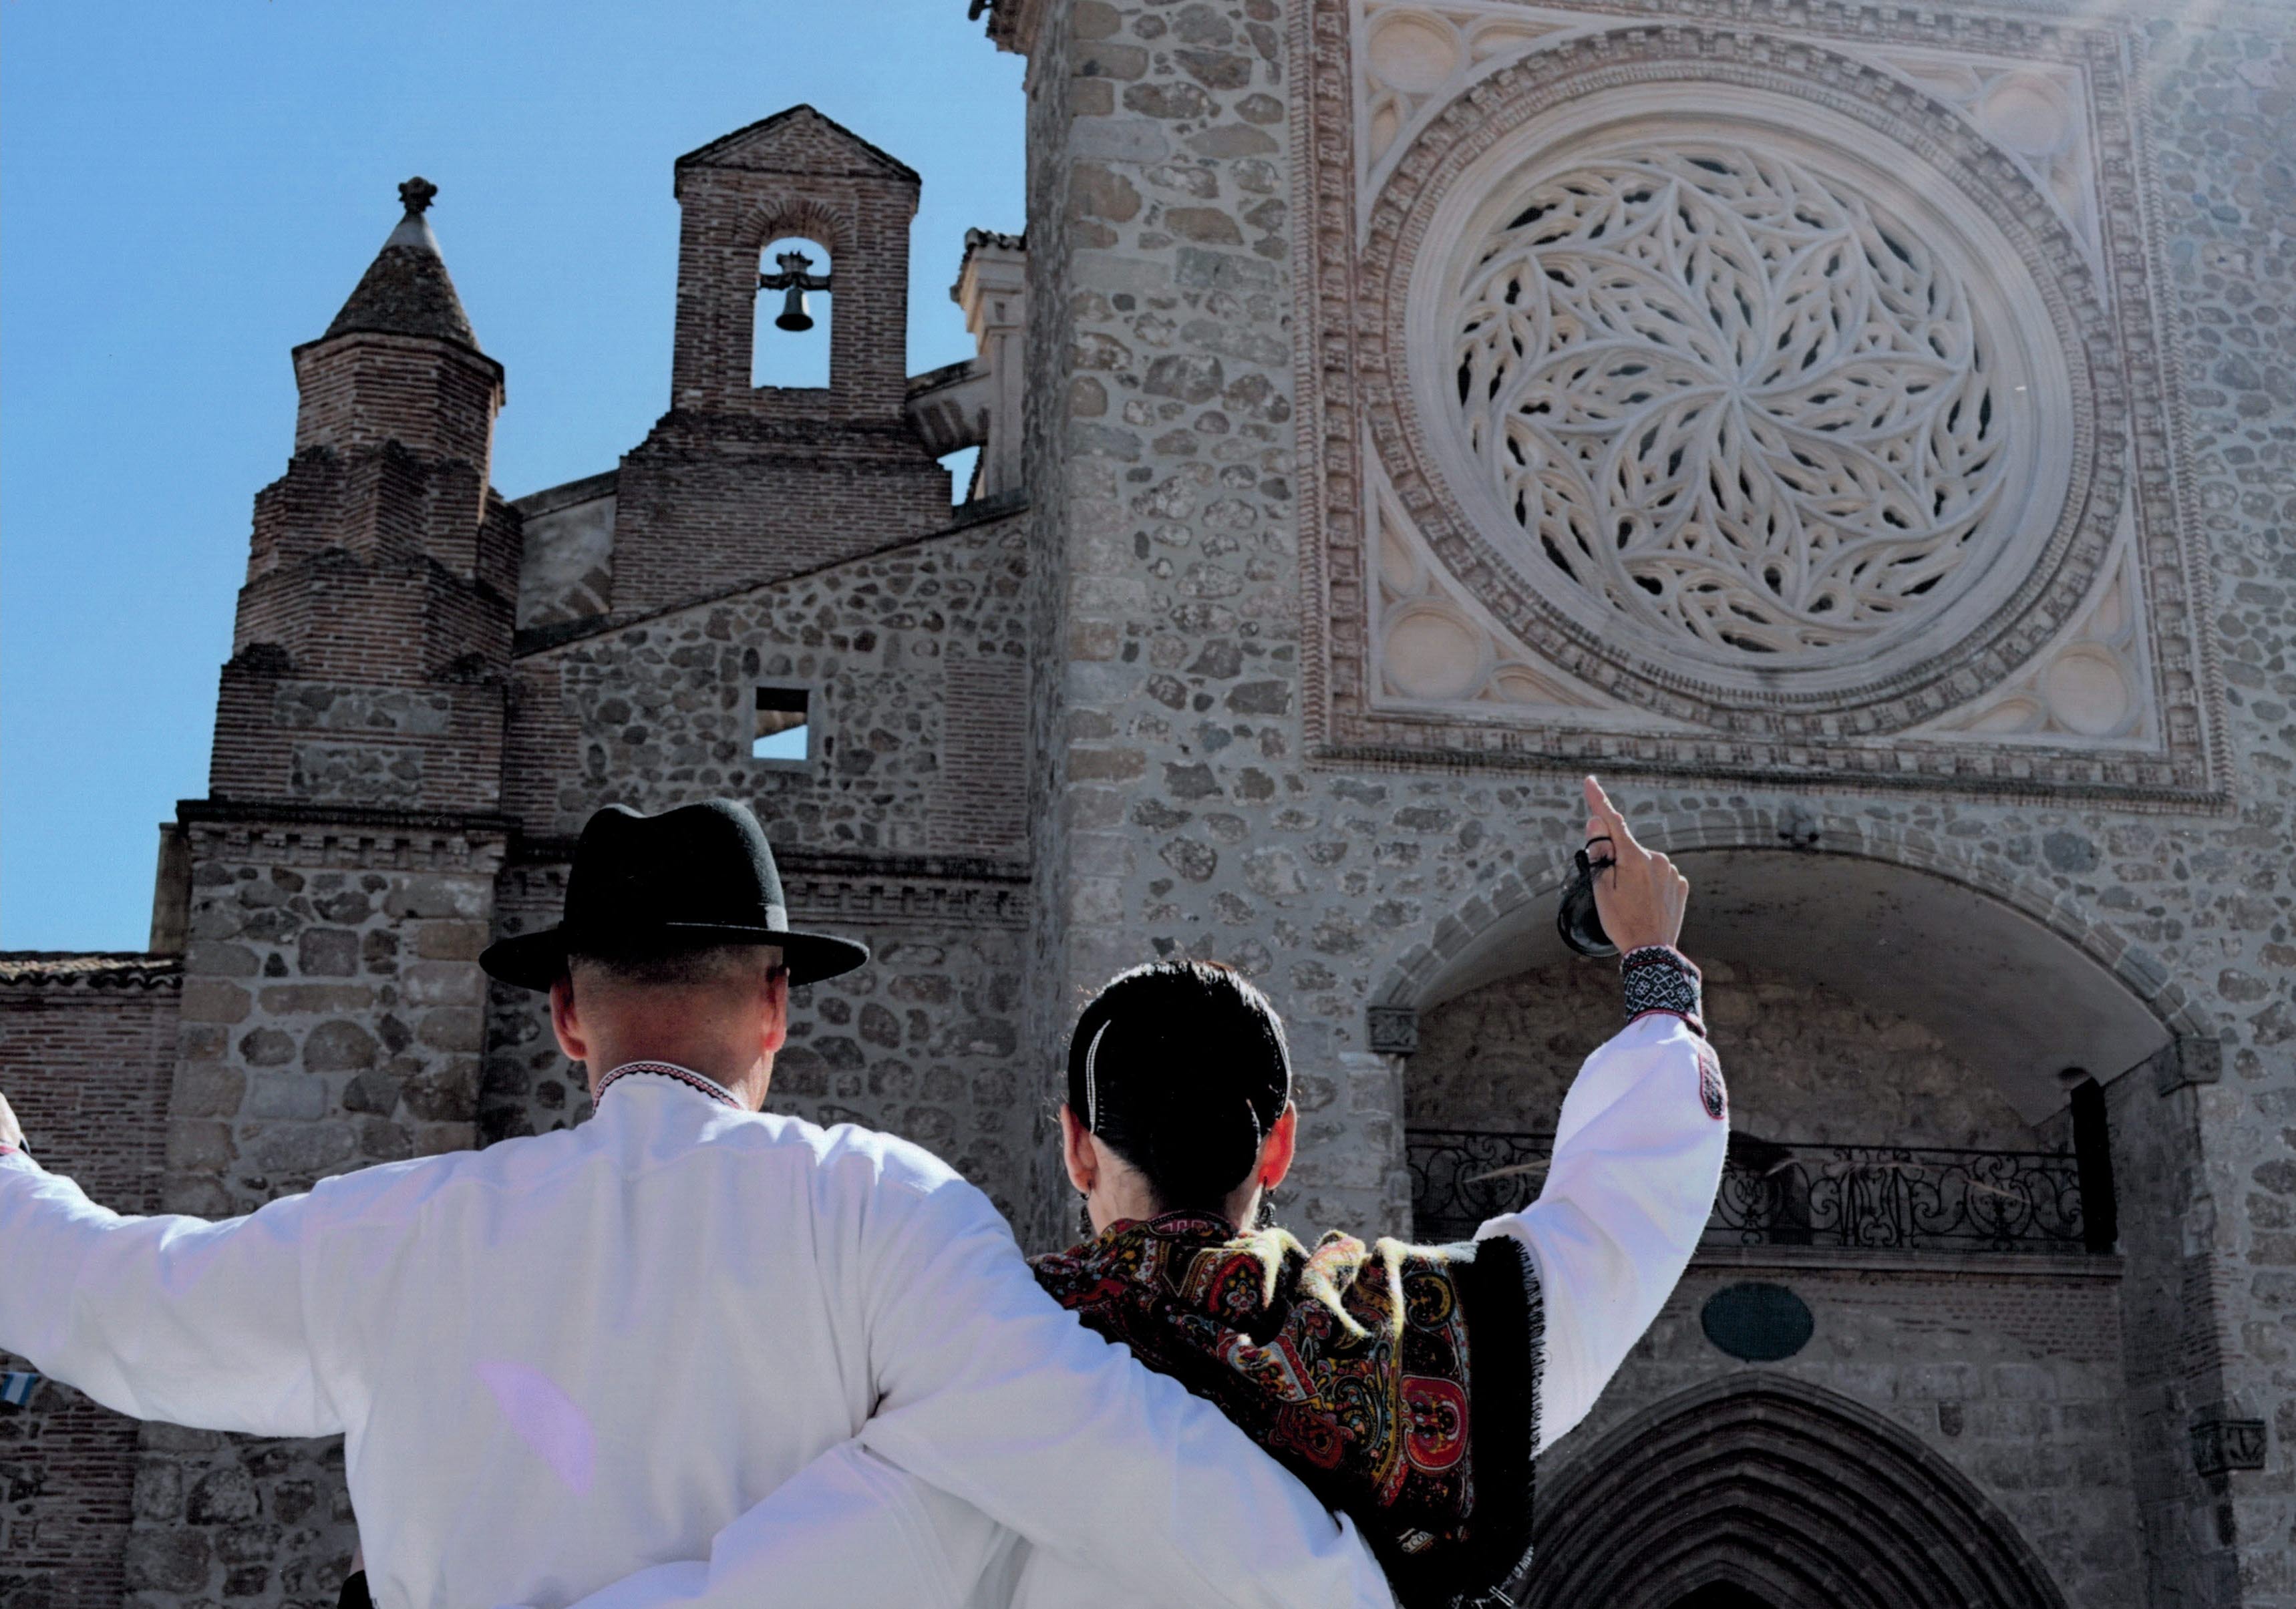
[610,107,954,615]
[209,178,519,808]
[135,182,522,1581]
[167,178,516,1217]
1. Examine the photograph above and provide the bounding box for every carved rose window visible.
[1449,144,2024,663]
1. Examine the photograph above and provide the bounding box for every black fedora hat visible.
[480,800,869,991]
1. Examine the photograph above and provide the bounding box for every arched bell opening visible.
[753,235,832,389]
[1525,1377,2074,1609]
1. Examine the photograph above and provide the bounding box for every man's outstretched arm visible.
[0,1092,341,1438]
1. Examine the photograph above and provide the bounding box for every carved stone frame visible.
[1291,0,2225,803]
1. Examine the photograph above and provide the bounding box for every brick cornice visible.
[175,798,513,872]
[502,842,1031,930]
[0,952,183,994]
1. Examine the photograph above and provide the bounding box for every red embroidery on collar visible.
[595,1061,743,1110]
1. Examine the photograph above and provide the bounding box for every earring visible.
[1078,1192,1095,1242]
[1255,1186,1281,1232]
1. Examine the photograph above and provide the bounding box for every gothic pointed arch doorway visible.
[1526,1376,2072,1609]
[1669,1586,1778,1609]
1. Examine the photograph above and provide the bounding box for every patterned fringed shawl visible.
[1032,1213,1542,1609]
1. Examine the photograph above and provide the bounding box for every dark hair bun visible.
[1068,961,1292,1215]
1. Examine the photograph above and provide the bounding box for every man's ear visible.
[548,974,589,1064]
[758,967,791,1057]
[1059,1103,1098,1195]
[1259,1102,1299,1192]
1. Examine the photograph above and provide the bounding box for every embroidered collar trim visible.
[595,1061,744,1111]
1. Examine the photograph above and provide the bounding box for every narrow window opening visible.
[752,685,811,763]
[944,445,982,506]
[754,237,831,389]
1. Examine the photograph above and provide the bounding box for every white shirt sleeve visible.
[854,1178,1395,1609]
[0,1151,341,1438]
[1475,1011,1728,1452]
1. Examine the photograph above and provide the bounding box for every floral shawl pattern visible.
[1032,1213,1542,1608]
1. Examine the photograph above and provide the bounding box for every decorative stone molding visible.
[1913,506,2159,745]
[2188,1410,2267,1479]
[2151,1034,2224,1097]
[1355,5,2110,280]
[1367,1003,1422,1054]
[500,848,1033,933]
[1868,47,2103,280]
[1295,0,2223,801]
[1371,453,1621,713]
[177,805,512,874]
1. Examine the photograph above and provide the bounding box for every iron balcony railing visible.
[1407,1129,2096,1254]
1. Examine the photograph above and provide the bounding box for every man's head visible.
[477,799,874,1106]
[549,939,789,1106]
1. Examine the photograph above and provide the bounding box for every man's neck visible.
[586,1054,770,1112]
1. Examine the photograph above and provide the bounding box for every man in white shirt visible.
[524,777,1732,1609]
[0,800,1392,1609]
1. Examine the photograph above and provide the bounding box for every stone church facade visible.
[3,0,2290,1604]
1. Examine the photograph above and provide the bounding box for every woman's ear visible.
[1059,1103,1098,1195]
[1260,1102,1299,1192]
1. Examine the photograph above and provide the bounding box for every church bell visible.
[774,283,814,333]
[762,248,829,334]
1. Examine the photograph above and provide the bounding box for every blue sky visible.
[0,1,1025,950]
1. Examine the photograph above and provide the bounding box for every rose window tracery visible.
[1448,143,2025,664]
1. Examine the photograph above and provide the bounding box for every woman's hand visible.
[1582,775,1688,953]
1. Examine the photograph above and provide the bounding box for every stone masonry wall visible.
[484,512,1038,1216]
[124,820,504,1609]
[1022,0,2293,1596]
[2148,17,2296,1603]
[506,512,1028,855]
[0,960,179,1609]
[1017,0,1091,1252]
[168,825,498,1215]
[1410,958,2039,1151]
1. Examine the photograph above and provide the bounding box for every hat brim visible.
[480,922,871,993]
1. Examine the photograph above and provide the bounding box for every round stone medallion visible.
[1700,1281,1815,1362]
[1361,31,2118,729]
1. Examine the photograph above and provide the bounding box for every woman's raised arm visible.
[1473,778,1729,1451]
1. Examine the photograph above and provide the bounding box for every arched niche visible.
[1391,845,2171,1123]
[1410,954,2038,1151]
[1526,1375,2073,1609]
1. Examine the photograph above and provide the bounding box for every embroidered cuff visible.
[1621,945,1705,1037]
